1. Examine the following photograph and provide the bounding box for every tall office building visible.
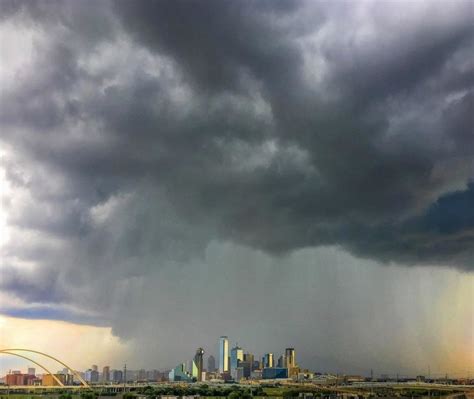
[85,369,99,383]
[191,360,199,380]
[219,336,229,373]
[285,348,296,368]
[230,345,244,371]
[92,365,98,372]
[27,368,36,376]
[263,353,274,368]
[253,360,261,371]
[207,355,216,372]
[102,366,110,382]
[277,355,285,368]
[230,345,244,379]
[112,369,123,383]
[243,353,254,369]
[194,348,204,381]
[241,355,253,378]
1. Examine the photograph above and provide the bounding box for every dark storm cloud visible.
[1,0,473,316]
[0,263,68,303]
[113,0,306,94]
[111,0,474,268]
[336,183,474,267]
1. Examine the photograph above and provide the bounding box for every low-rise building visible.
[42,373,69,386]
[262,367,289,379]
[345,375,366,384]
[251,370,262,380]
[168,363,195,382]
[233,366,245,381]
[6,373,36,386]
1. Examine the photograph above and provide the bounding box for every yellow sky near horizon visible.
[0,316,131,376]
[434,273,474,376]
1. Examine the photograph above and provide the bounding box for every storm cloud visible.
[0,0,473,375]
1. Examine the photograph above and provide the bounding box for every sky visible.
[0,0,473,378]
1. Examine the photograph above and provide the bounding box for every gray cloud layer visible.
[0,0,473,374]
[2,0,473,270]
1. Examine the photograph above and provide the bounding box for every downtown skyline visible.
[2,337,468,383]
[0,0,473,380]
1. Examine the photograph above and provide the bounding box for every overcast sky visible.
[0,0,473,377]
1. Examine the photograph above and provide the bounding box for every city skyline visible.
[2,354,471,384]
[1,341,466,381]
[1,331,471,379]
[0,0,473,380]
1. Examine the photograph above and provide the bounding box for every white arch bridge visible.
[0,348,90,388]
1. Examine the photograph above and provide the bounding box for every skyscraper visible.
[194,347,204,381]
[85,369,99,382]
[219,336,229,373]
[27,368,36,376]
[207,355,216,372]
[285,348,296,368]
[191,360,199,380]
[263,353,274,368]
[243,353,254,368]
[230,345,244,379]
[230,345,244,371]
[277,355,285,368]
[102,366,110,382]
[253,360,261,371]
[112,369,123,383]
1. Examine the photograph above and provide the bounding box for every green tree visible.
[282,389,300,398]
[80,392,97,399]
[228,390,252,399]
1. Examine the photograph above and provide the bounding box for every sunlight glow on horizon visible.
[0,316,131,376]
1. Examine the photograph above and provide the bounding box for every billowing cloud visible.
[0,0,472,375]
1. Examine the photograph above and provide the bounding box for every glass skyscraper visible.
[230,345,244,379]
[194,348,204,381]
[263,353,274,368]
[218,336,229,373]
[285,348,296,368]
[230,345,243,371]
[207,355,216,372]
